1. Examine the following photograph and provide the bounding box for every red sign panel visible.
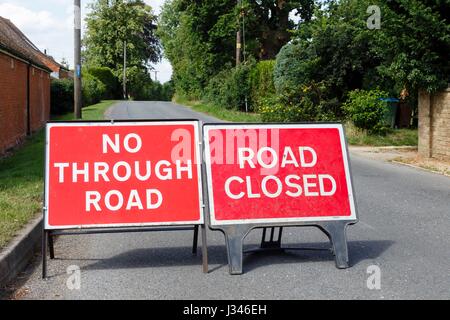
[45,121,203,229]
[203,124,357,226]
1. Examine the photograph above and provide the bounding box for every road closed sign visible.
[44,121,203,229]
[203,123,357,226]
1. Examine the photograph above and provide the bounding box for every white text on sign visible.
[224,146,337,200]
[53,133,193,212]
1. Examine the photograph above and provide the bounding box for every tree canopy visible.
[158,0,316,98]
[83,0,161,97]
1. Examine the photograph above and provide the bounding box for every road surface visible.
[6,101,450,299]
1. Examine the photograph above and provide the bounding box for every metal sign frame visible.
[202,122,358,274]
[42,119,208,278]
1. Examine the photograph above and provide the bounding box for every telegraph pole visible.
[74,0,82,119]
[236,0,241,66]
[236,29,241,66]
[123,41,127,99]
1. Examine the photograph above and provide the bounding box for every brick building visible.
[0,16,52,155]
[38,51,73,80]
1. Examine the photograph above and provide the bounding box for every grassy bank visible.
[0,100,117,249]
[345,122,418,146]
[175,96,262,123]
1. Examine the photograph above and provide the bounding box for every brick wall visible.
[0,53,27,154]
[0,52,50,154]
[418,87,450,160]
[29,66,50,132]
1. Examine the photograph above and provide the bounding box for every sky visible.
[0,0,172,83]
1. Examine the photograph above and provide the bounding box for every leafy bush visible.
[82,73,106,107]
[132,80,174,101]
[343,89,390,134]
[50,78,74,115]
[204,63,252,111]
[273,42,341,121]
[274,41,319,97]
[161,81,175,101]
[259,94,322,123]
[249,60,275,110]
[85,66,119,99]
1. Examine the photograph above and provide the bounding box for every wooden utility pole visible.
[236,0,241,66]
[236,30,241,66]
[123,41,127,99]
[74,0,82,119]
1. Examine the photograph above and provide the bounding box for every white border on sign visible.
[203,123,358,226]
[44,121,204,230]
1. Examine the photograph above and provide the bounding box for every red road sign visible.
[203,124,357,226]
[45,121,203,229]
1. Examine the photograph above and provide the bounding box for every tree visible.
[377,0,450,93]
[274,0,450,120]
[158,0,315,98]
[240,0,315,59]
[158,0,236,98]
[83,0,161,97]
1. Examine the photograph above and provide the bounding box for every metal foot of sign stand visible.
[42,224,208,279]
[222,225,252,275]
[318,221,350,268]
[220,222,352,275]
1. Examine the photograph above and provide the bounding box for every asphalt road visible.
[8,101,450,299]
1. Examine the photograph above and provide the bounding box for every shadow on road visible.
[243,240,394,272]
[66,240,393,273]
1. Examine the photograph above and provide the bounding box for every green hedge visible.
[50,78,74,115]
[85,66,119,99]
[82,73,106,107]
[343,89,390,134]
[132,80,175,101]
[249,60,276,110]
[204,63,252,111]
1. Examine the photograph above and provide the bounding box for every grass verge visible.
[176,97,417,146]
[0,100,117,249]
[345,122,418,146]
[175,96,261,123]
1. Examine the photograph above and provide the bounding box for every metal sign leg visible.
[192,225,199,255]
[319,221,350,269]
[201,224,208,273]
[48,232,55,259]
[42,229,47,279]
[223,225,251,275]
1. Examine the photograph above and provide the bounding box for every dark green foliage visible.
[343,89,390,134]
[85,66,119,99]
[50,79,74,115]
[158,0,315,99]
[204,63,252,111]
[271,0,450,123]
[133,80,175,101]
[249,60,276,110]
[161,81,175,101]
[159,0,449,124]
[259,82,336,122]
[378,0,450,93]
[82,72,106,107]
